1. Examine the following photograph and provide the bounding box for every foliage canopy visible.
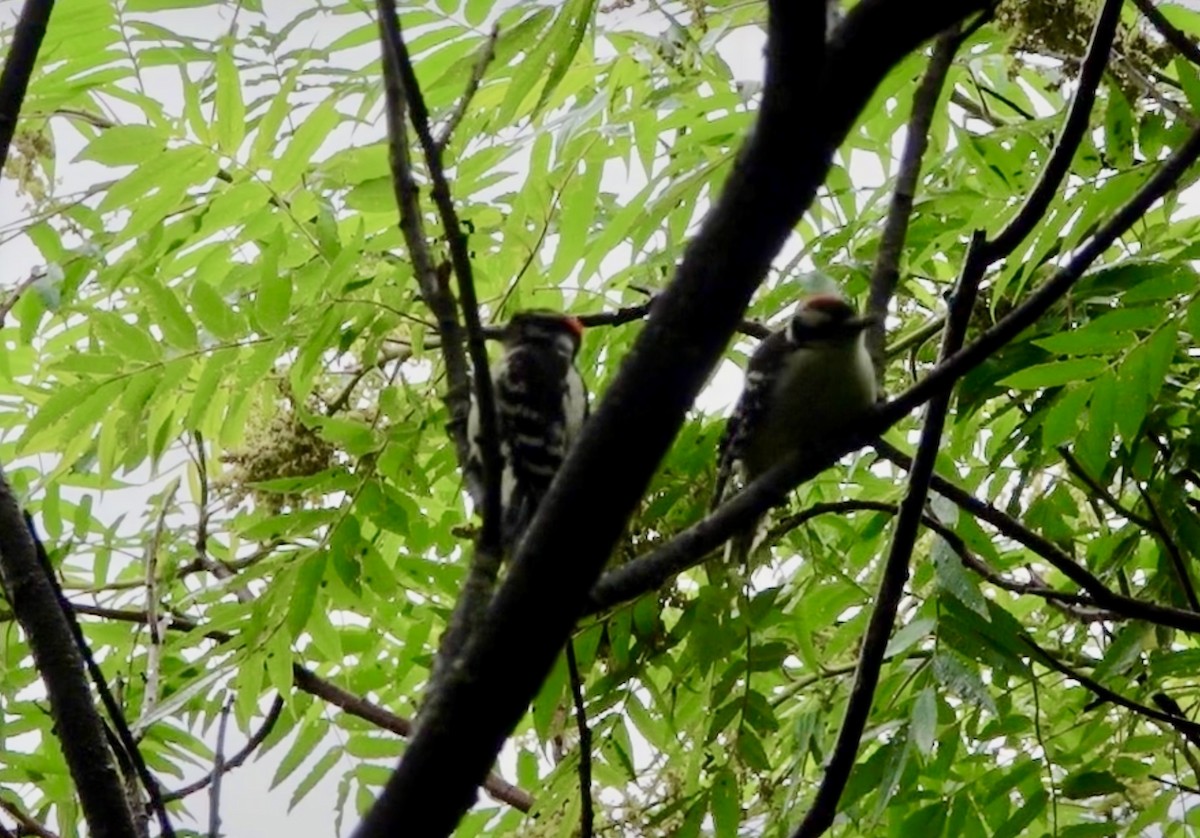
[4,0,1200,836]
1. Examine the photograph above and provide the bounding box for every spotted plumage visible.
[468,310,588,550]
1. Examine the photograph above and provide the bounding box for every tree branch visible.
[65,603,536,812]
[359,0,999,830]
[1021,635,1200,739]
[377,0,501,549]
[565,643,593,838]
[289,665,534,812]
[1132,0,1200,68]
[208,697,232,838]
[0,480,138,838]
[1058,446,1157,531]
[375,0,506,700]
[0,795,56,838]
[984,0,1123,260]
[435,24,499,153]
[1137,483,1200,611]
[163,695,284,803]
[0,0,53,173]
[22,516,175,838]
[865,27,961,380]
[599,56,1200,654]
[875,440,1200,634]
[792,215,981,838]
[373,10,476,498]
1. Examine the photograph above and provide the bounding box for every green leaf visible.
[465,0,493,26]
[75,124,166,166]
[1104,86,1134,169]
[934,536,989,618]
[138,276,198,351]
[190,281,245,341]
[215,43,246,155]
[1062,770,1125,800]
[255,240,292,334]
[993,788,1046,838]
[1042,381,1093,448]
[98,145,214,212]
[289,746,343,811]
[92,311,161,365]
[1032,329,1134,356]
[272,719,329,789]
[251,65,300,165]
[286,552,327,640]
[709,767,739,838]
[999,358,1107,389]
[911,687,937,755]
[272,100,341,193]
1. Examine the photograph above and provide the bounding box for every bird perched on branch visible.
[713,293,877,560]
[468,309,589,551]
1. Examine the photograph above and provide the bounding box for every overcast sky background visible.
[5,0,1200,835]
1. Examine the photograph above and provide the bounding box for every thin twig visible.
[1058,446,1156,531]
[434,25,499,152]
[771,500,1117,619]
[565,643,593,838]
[380,1,502,549]
[875,440,1200,633]
[1138,483,1200,611]
[374,7,476,494]
[290,665,534,811]
[0,795,56,838]
[141,480,179,726]
[22,517,176,838]
[1021,635,1200,739]
[865,25,960,379]
[792,203,981,838]
[208,696,233,838]
[1151,774,1200,796]
[0,269,43,327]
[164,695,284,803]
[68,601,536,812]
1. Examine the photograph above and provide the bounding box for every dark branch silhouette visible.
[0,0,53,171]
[1132,0,1200,68]
[0,484,138,838]
[353,2,996,834]
[375,0,507,697]
[983,0,1123,261]
[865,24,960,378]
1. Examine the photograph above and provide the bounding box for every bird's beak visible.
[848,314,878,331]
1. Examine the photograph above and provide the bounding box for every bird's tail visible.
[722,513,768,568]
[501,484,544,554]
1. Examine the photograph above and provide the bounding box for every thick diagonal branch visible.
[353,2,994,834]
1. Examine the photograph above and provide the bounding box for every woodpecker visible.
[467,309,589,551]
[713,294,877,557]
